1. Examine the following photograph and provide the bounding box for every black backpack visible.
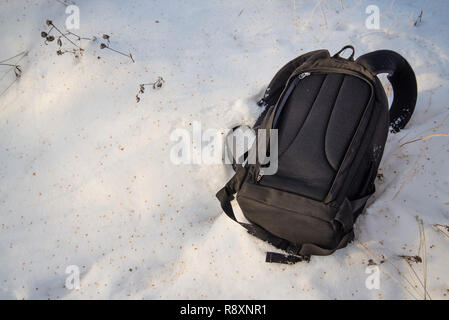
[216,46,417,264]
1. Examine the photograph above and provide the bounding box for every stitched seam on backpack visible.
[276,74,327,160]
[323,74,347,171]
[238,194,334,225]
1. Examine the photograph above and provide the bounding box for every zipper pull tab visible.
[256,169,264,182]
[298,72,311,79]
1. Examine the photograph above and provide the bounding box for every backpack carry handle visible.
[356,50,417,132]
[333,45,355,61]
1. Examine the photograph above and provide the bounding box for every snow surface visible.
[0,0,448,299]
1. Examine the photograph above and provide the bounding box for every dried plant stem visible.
[107,47,132,60]
[416,216,430,300]
[136,77,165,102]
[65,31,94,41]
[398,217,431,300]
[0,51,28,99]
[49,21,82,49]
[102,44,134,63]
[414,9,423,26]
[141,77,165,88]
[0,51,28,64]
[0,51,28,81]
[433,224,449,239]
[399,255,429,300]
[400,133,448,147]
[0,77,19,98]
[395,217,431,300]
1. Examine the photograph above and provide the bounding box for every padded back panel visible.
[262,73,371,200]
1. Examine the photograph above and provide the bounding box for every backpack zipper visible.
[255,68,374,185]
[255,72,311,183]
[270,67,372,131]
[298,72,311,79]
[256,170,263,182]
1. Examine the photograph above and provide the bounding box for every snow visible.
[0,0,448,299]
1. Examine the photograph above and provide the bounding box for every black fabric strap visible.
[356,50,417,133]
[350,192,372,214]
[224,125,254,172]
[266,252,310,264]
[216,174,359,261]
[216,168,309,264]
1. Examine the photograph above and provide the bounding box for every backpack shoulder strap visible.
[215,166,309,264]
[356,50,417,132]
